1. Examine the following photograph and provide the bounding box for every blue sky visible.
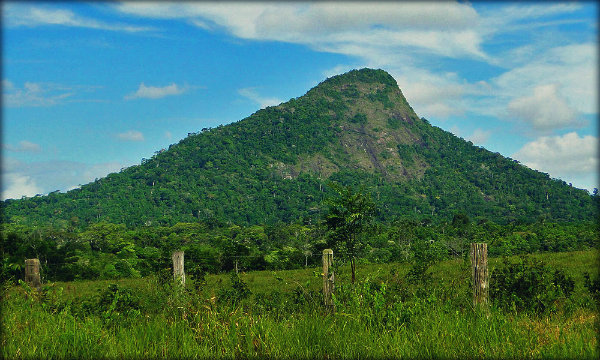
[2,1,597,199]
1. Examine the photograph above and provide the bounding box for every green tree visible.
[324,183,376,283]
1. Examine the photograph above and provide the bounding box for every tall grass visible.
[2,250,598,359]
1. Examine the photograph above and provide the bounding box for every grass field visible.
[2,250,598,359]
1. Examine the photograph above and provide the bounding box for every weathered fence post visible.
[470,243,488,307]
[322,249,334,307]
[24,258,41,291]
[172,251,185,286]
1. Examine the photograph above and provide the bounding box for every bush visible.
[583,272,600,304]
[350,113,367,124]
[218,272,251,305]
[96,284,141,313]
[490,255,575,314]
[95,284,142,326]
[406,239,443,285]
[333,276,415,330]
[187,264,207,291]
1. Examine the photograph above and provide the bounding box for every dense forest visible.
[2,69,596,228]
[2,207,597,282]
[1,69,597,283]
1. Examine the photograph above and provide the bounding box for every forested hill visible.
[2,69,596,227]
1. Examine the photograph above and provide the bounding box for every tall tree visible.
[324,183,376,283]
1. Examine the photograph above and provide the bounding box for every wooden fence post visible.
[24,258,41,291]
[470,243,488,307]
[322,249,334,307]
[172,251,185,286]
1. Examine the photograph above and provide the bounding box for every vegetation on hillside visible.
[2,68,597,359]
[2,69,596,228]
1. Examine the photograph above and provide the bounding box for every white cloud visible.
[493,43,597,115]
[4,3,154,32]
[447,126,490,145]
[113,2,595,127]
[467,129,491,145]
[480,3,582,31]
[4,140,42,153]
[3,81,73,107]
[1,158,126,200]
[81,162,126,181]
[165,131,173,140]
[117,130,145,142]
[125,83,186,100]
[1,173,44,200]
[456,43,596,133]
[417,103,461,118]
[384,66,495,120]
[237,88,282,109]
[3,79,14,90]
[450,125,461,136]
[507,84,580,132]
[111,3,597,121]
[114,2,487,60]
[512,132,598,190]
[401,78,466,118]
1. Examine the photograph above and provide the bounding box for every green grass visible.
[3,250,598,359]
[44,249,598,301]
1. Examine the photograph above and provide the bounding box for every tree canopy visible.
[2,68,595,228]
[324,183,376,283]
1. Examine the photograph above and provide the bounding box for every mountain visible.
[2,69,595,228]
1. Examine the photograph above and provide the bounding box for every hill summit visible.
[3,69,595,227]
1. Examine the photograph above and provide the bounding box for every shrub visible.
[187,264,207,291]
[333,276,414,330]
[490,255,575,314]
[290,282,320,308]
[583,272,600,304]
[406,239,443,286]
[156,267,174,286]
[350,113,367,124]
[95,284,142,326]
[255,290,285,313]
[218,272,251,305]
[97,284,141,313]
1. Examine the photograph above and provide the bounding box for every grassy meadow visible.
[2,250,598,359]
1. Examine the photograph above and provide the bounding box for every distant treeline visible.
[2,218,596,283]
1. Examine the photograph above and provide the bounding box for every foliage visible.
[2,69,595,228]
[0,68,596,287]
[406,238,444,285]
[583,272,600,305]
[490,255,575,313]
[96,283,141,314]
[187,264,207,291]
[95,283,142,326]
[333,276,415,330]
[324,183,376,282]
[1,219,596,283]
[2,250,597,359]
[217,272,252,304]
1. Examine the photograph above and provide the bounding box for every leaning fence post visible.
[322,249,334,307]
[470,243,488,307]
[172,251,185,286]
[25,258,42,291]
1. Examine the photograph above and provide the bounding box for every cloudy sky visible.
[2,1,598,200]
